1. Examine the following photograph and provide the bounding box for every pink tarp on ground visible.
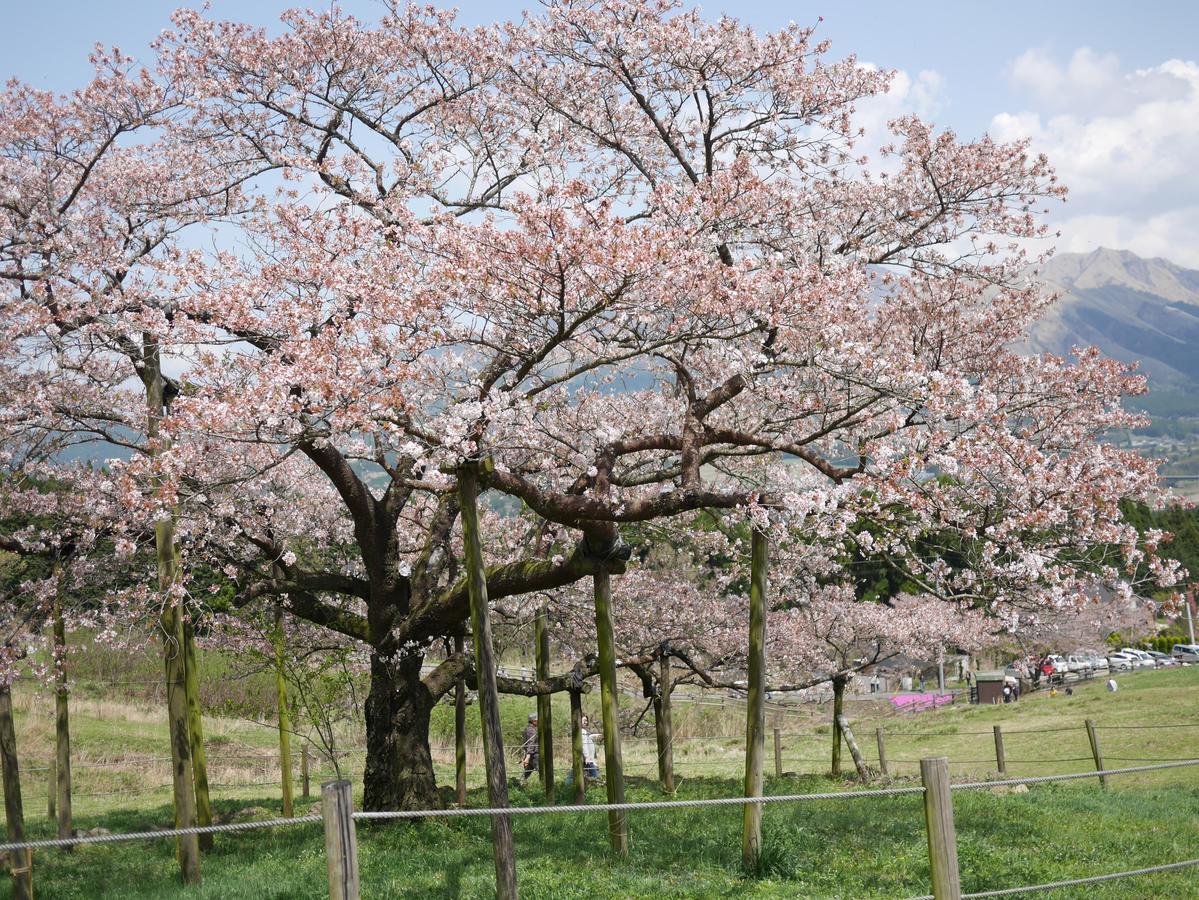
[890,692,955,711]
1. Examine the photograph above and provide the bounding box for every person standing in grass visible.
[581,714,601,783]
[520,712,539,784]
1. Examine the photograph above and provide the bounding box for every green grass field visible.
[7,665,1199,898]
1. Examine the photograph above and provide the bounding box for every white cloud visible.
[993,49,1199,267]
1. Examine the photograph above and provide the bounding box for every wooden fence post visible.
[48,755,56,819]
[920,757,962,900]
[322,780,360,900]
[836,715,871,781]
[1085,719,1106,790]
[773,729,782,778]
[875,729,888,777]
[301,745,310,800]
[570,689,586,805]
[458,461,519,898]
[1,682,33,900]
[992,725,1006,777]
[742,526,768,871]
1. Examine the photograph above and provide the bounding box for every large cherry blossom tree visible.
[1,1,1178,817]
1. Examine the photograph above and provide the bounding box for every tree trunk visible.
[362,652,439,812]
[183,618,213,849]
[273,605,295,818]
[653,654,675,793]
[831,675,847,778]
[1,682,32,900]
[742,527,768,871]
[535,606,554,804]
[454,634,467,807]
[52,588,73,844]
[569,690,585,805]
[458,461,517,899]
[593,567,628,855]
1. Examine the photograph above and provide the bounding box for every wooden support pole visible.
[454,633,468,807]
[322,779,361,900]
[875,728,888,777]
[146,337,201,884]
[458,461,518,898]
[992,725,1006,777]
[1,682,33,900]
[773,728,782,778]
[654,654,675,792]
[182,618,213,849]
[836,715,870,781]
[920,757,962,900]
[570,690,585,805]
[273,604,294,818]
[535,606,554,804]
[830,675,847,777]
[1086,719,1106,789]
[594,567,629,855]
[742,526,768,871]
[301,745,310,800]
[52,586,73,842]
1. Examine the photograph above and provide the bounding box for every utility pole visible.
[1186,587,1195,646]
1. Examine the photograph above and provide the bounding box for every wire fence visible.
[4,757,1199,900]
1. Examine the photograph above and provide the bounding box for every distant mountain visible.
[1026,248,1199,391]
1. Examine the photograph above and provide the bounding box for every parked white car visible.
[1121,648,1156,669]
[1147,651,1177,668]
[1066,654,1093,674]
[1172,644,1199,663]
[1088,654,1109,671]
[1046,654,1069,674]
[1107,651,1137,672]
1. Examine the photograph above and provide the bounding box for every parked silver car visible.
[1172,644,1199,663]
[1107,651,1137,672]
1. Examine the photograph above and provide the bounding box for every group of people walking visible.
[519,711,601,786]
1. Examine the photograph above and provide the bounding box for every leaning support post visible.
[535,606,555,804]
[1085,719,1106,789]
[273,604,294,818]
[992,724,1007,777]
[458,461,518,898]
[454,633,468,806]
[594,566,629,854]
[875,728,889,777]
[742,526,768,871]
[322,779,361,900]
[773,728,782,779]
[52,585,73,843]
[920,756,962,900]
[182,617,213,848]
[1,681,32,900]
[654,653,675,792]
[836,715,870,781]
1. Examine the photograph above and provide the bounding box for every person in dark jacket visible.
[520,712,539,784]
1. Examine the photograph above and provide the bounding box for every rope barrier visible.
[0,815,323,853]
[960,856,1199,897]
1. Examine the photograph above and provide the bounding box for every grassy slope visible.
[8,667,1199,898]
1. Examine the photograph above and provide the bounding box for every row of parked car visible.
[1039,644,1199,676]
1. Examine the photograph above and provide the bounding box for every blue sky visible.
[6,1,1198,265]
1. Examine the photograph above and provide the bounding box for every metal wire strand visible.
[353,785,927,821]
[952,758,1199,790]
[0,815,323,853]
